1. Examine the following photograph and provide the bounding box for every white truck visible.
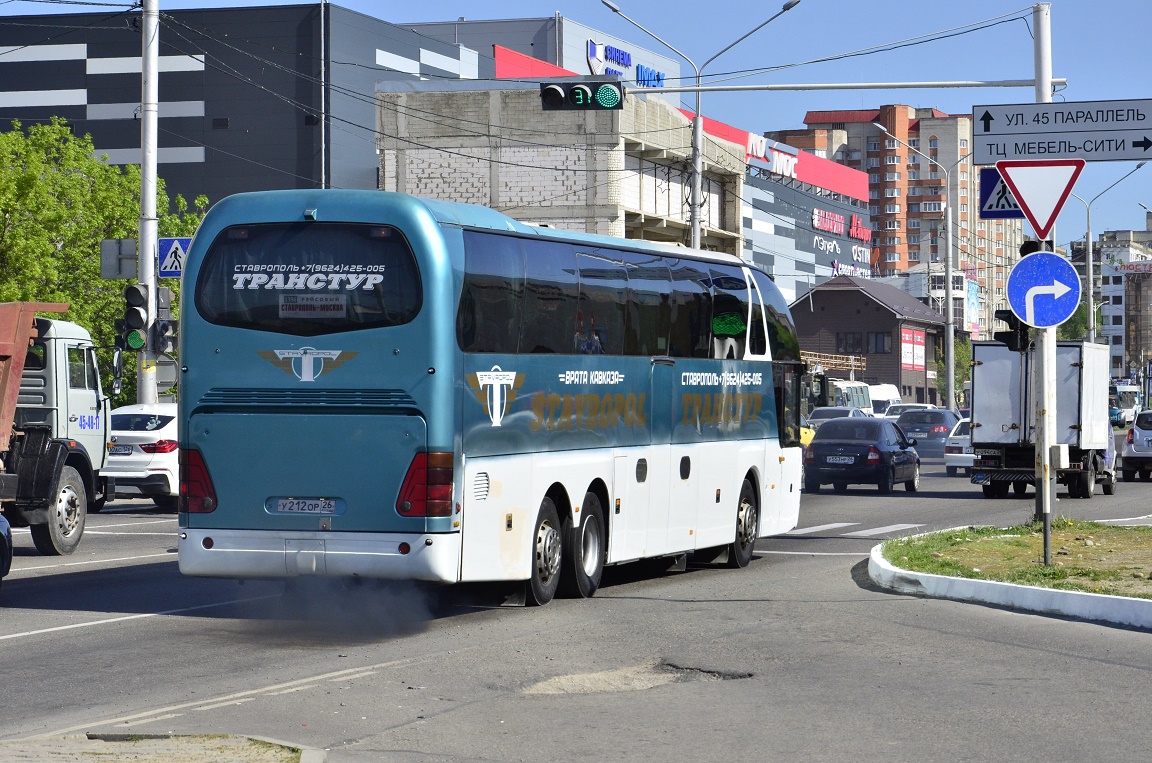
[969,340,1116,499]
[0,302,116,554]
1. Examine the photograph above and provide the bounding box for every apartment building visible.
[769,104,1027,339]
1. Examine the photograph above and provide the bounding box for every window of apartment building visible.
[929,170,939,180]
[885,220,901,229]
[884,139,898,149]
[930,236,939,246]
[909,234,921,245]
[885,236,901,246]
[1113,295,1123,305]
[850,150,862,160]
[1113,315,1124,325]
[867,140,880,151]
[885,187,901,197]
[929,137,938,148]
[869,189,880,199]
[995,255,1004,265]
[908,138,920,148]
[908,154,919,165]
[1115,276,1124,284]
[1114,336,1123,345]
[885,172,900,181]
[837,332,864,354]
[960,171,969,181]
[869,205,880,215]
[995,223,1003,232]
[834,151,846,160]
[908,187,921,197]
[960,138,969,148]
[885,155,901,165]
[869,173,880,183]
[885,252,900,262]
[885,204,901,214]
[867,332,892,353]
[995,287,1004,297]
[908,169,920,180]
[922,202,942,212]
[960,203,969,212]
[908,218,921,228]
[959,186,968,197]
[867,157,880,167]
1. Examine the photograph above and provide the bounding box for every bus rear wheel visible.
[726,478,758,569]
[528,497,563,606]
[560,492,605,598]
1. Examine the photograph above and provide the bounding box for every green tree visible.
[1056,302,1097,341]
[936,334,972,409]
[0,118,207,404]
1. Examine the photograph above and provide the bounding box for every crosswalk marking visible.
[786,522,859,535]
[841,523,923,537]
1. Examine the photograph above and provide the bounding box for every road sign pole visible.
[1034,2,1053,563]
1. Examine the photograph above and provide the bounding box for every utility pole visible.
[138,0,159,404]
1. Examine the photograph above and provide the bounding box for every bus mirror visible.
[111,346,123,396]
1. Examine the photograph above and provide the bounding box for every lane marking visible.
[10,552,173,574]
[195,697,256,712]
[90,519,178,529]
[785,523,859,535]
[81,531,177,537]
[757,550,869,557]
[841,524,923,537]
[330,671,376,682]
[264,685,318,696]
[0,595,278,642]
[114,713,182,727]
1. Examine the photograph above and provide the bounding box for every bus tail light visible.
[180,448,218,513]
[397,452,454,518]
[141,439,179,454]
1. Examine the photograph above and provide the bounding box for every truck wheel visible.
[1012,481,1028,497]
[993,482,1010,499]
[30,466,86,556]
[1123,469,1136,482]
[982,484,996,498]
[1078,468,1095,500]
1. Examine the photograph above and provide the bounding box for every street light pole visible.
[873,123,961,412]
[1069,161,1146,343]
[602,0,800,250]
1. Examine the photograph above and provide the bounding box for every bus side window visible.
[709,264,749,360]
[621,252,672,356]
[520,239,579,355]
[752,271,800,362]
[669,260,713,358]
[458,231,525,353]
[775,362,802,447]
[575,251,627,356]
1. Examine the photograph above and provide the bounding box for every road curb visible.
[868,542,1152,630]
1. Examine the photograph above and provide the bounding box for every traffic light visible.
[540,81,625,111]
[993,308,1031,352]
[122,283,150,351]
[153,319,176,355]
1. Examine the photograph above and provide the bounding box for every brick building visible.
[790,276,947,404]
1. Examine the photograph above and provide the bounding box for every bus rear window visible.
[195,222,422,336]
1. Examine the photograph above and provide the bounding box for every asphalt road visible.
[2,461,1152,762]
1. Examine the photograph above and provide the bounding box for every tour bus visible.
[177,190,805,605]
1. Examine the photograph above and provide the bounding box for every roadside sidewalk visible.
[869,543,1152,629]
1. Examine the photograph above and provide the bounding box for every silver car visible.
[944,418,974,477]
[104,403,179,510]
[1122,409,1152,481]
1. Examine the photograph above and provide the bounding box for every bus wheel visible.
[726,479,758,569]
[31,466,86,556]
[528,498,563,606]
[560,492,605,598]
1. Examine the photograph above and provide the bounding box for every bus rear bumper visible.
[177,529,461,583]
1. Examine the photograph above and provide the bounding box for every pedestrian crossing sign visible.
[979,167,1024,220]
[158,237,191,278]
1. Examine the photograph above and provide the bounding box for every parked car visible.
[944,418,974,477]
[104,403,179,510]
[806,406,870,430]
[894,409,960,458]
[803,417,920,494]
[882,402,938,421]
[0,512,11,593]
[1122,409,1152,481]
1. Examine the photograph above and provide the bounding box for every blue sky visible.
[6,0,1150,248]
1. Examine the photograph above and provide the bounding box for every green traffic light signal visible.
[540,81,625,111]
[125,328,147,351]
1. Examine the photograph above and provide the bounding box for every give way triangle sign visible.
[995,159,1085,239]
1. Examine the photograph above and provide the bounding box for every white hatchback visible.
[944,418,974,477]
[104,403,179,510]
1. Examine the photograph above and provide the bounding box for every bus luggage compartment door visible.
[185,411,427,533]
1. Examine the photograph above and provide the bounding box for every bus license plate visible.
[276,498,336,514]
[826,455,854,464]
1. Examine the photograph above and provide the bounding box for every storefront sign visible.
[587,40,665,88]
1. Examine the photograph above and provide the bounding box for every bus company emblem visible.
[467,366,525,427]
[258,348,359,382]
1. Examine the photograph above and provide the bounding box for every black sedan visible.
[804,417,920,494]
[0,512,11,594]
[894,409,960,458]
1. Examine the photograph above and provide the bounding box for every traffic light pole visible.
[137,0,159,405]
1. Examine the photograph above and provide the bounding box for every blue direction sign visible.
[158,237,191,278]
[1006,252,1081,328]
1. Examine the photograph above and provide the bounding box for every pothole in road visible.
[522,659,753,695]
